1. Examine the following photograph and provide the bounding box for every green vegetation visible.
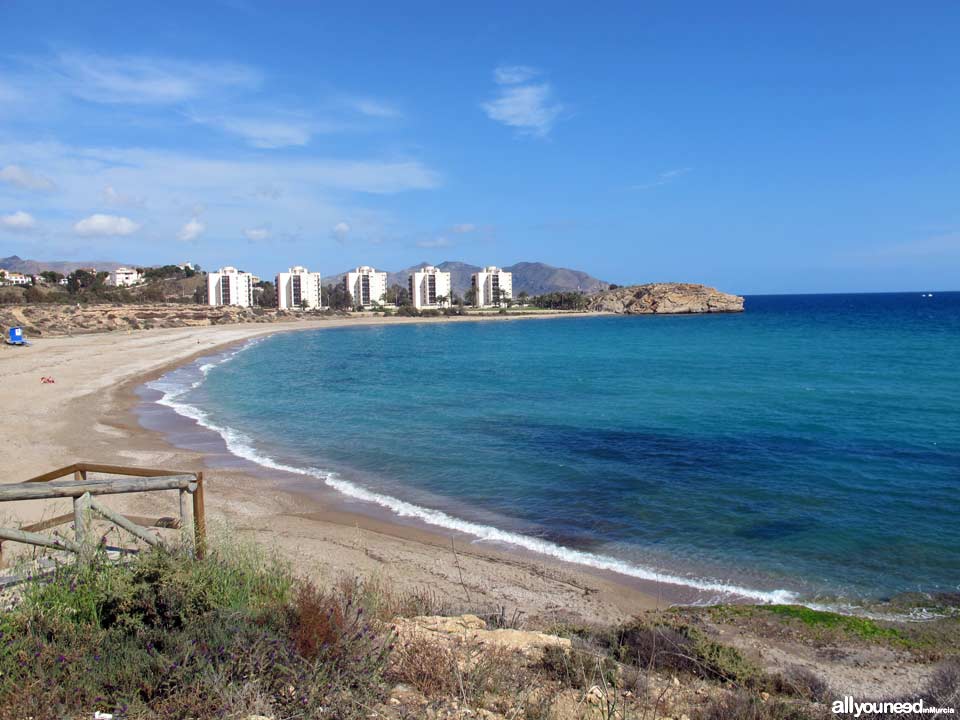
[530,290,588,310]
[764,605,905,641]
[0,544,390,719]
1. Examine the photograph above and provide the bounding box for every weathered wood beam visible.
[0,475,196,501]
[89,497,164,548]
[0,527,81,554]
[25,463,197,484]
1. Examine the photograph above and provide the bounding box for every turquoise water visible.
[148,293,960,608]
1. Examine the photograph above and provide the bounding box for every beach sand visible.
[0,314,674,626]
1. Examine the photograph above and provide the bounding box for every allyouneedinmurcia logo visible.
[832,697,956,716]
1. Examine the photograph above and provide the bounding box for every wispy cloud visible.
[0,164,57,191]
[177,217,205,242]
[450,223,476,234]
[1,210,36,232]
[55,52,261,104]
[631,167,692,190]
[74,213,140,237]
[103,184,146,208]
[193,114,318,148]
[493,65,540,85]
[243,226,271,241]
[482,65,563,138]
[347,97,401,118]
[0,139,439,255]
[416,236,451,249]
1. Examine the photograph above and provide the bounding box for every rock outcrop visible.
[588,283,744,314]
[391,614,571,659]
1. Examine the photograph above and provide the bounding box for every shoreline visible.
[1,312,683,625]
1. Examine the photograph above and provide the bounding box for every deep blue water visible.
[148,293,960,607]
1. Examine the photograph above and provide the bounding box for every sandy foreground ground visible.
[0,313,670,626]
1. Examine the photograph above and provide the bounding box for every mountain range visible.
[0,255,126,275]
[327,261,610,296]
[1,256,610,296]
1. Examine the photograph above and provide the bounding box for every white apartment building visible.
[409,265,451,309]
[471,266,513,307]
[344,266,387,309]
[276,265,323,310]
[108,267,142,287]
[207,266,255,307]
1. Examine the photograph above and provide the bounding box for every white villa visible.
[108,267,143,287]
[344,266,387,309]
[276,266,323,310]
[409,265,451,309]
[471,266,513,307]
[207,266,255,307]
[0,271,30,286]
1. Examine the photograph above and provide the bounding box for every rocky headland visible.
[588,282,744,314]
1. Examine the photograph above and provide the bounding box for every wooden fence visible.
[0,463,206,567]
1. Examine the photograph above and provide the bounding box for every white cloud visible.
[494,65,540,85]
[57,52,261,104]
[331,221,351,243]
[0,164,57,191]
[348,98,401,118]
[631,168,692,190]
[0,139,439,256]
[73,213,140,237]
[177,217,205,242]
[450,223,476,234]
[195,115,317,149]
[417,236,451,249]
[244,227,271,241]
[482,68,563,138]
[1,210,36,232]
[103,184,145,207]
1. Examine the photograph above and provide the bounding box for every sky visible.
[0,1,958,294]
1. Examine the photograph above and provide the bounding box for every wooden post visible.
[74,491,92,563]
[179,488,193,555]
[192,472,206,559]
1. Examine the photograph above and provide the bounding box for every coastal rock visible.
[588,283,744,314]
[392,614,571,658]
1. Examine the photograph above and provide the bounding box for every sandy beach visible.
[0,314,670,626]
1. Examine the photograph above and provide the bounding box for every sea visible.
[141,292,960,615]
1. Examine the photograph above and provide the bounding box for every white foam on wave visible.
[145,339,799,606]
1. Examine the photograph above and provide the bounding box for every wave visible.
[146,340,798,606]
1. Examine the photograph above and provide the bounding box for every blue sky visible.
[1,1,958,293]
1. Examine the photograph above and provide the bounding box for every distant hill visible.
[0,255,127,275]
[328,261,609,296]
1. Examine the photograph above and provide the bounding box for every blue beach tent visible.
[6,327,25,345]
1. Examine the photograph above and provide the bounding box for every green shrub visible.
[0,545,389,719]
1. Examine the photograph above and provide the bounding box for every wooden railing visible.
[0,463,206,566]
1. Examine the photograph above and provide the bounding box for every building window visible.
[221,276,231,305]
[427,275,436,304]
[292,275,302,306]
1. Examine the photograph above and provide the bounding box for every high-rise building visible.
[471,266,513,307]
[408,265,452,309]
[344,266,387,309]
[207,266,255,307]
[276,266,322,310]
